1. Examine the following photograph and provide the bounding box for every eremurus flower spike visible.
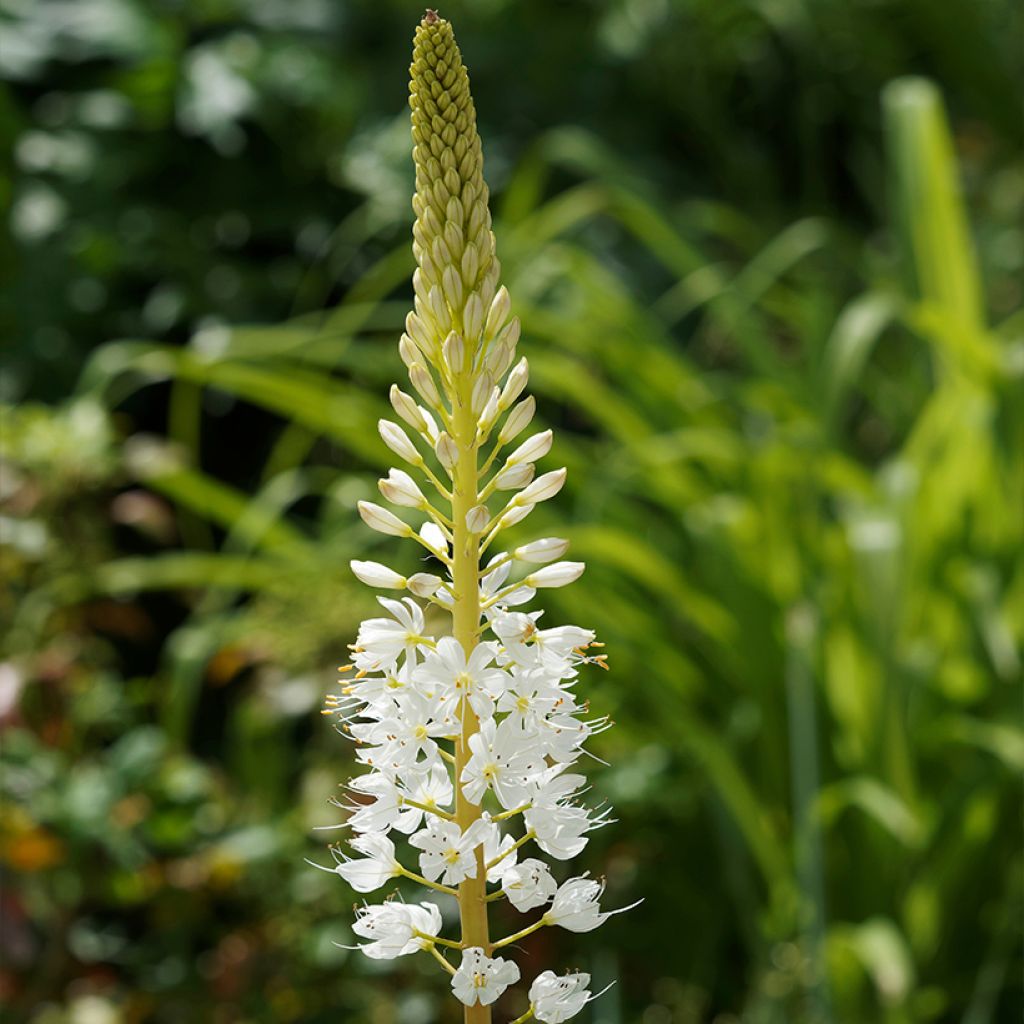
[321,12,632,1023]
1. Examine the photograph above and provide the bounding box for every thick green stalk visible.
[451,373,491,1015]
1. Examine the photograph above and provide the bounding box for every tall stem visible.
[451,370,491,1023]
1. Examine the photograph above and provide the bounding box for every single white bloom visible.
[525,561,585,589]
[409,819,479,886]
[352,900,441,959]
[544,875,638,932]
[451,947,520,1007]
[353,597,427,673]
[461,717,542,809]
[501,857,557,912]
[415,636,509,719]
[335,833,401,893]
[529,970,594,1023]
[351,560,406,589]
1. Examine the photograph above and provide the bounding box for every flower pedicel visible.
[319,11,636,1022]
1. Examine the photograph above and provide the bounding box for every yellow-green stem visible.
[451,367,491,1023]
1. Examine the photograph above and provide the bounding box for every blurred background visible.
[2,1,1022,1022]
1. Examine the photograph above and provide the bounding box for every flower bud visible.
[407,572,442,597]
[507,429,552,466]
[463,292,484,342]
[358,501,412,538]
[409,362,441,408]
[476,387,501,437]
[516,467,566,505]
[485,285,510,338]
[442,332,465,374]
[465,505,490,533]
[471,373,492,416]
[500,357,528,408]
[379,419,420,465]
[497,502,534,529]
[398,334,418,369]
[350,560,406,589]
[434,432,458,472]
[379,469,425,508]
[493,463,535,490]
[525,561,585,588]
[390,385,428,433]
[514,537,570,563]
[498,396,535,443]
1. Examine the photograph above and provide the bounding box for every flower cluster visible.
[317,12,632,1022]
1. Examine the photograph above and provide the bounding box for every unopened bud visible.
[498,396,536,444]
[407,572,442,598]
[409,363,441,407]
[434,433,458,472]
[516,467,566,505]
[525,561,585,588]
[513,537,570,563]
[358,501,412,538]
[485,285,511,338]
[350,560,406,589]
[493,463,535,490]
[507,429,552,466]
[465,505,490,533]
[442,332,465,374]
[379,468,425,508]
[500,357,528,408]
[390,385,428,433]
[379,419,420,465]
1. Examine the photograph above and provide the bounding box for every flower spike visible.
[321,12,629,1023]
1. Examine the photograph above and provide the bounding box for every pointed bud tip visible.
[423,9,440,25]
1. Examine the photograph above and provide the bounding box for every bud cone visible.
[409,14,499,351]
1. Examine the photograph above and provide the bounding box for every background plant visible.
[2,2,1022,1022]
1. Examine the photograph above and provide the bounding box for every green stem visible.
[451,360,492,1021]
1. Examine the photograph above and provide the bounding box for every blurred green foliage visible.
[2,1,1022,1023]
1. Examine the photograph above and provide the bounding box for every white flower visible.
[409,820,479,886]
[352,900,441,959]
[415,636,509,719]
[501,858,557,912]
[529,970,593,1023]
[544,875,638,933]
[461,717,542,809]
[451,947,520,1007]
[335,833,401,893]
[353,597,427,673]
